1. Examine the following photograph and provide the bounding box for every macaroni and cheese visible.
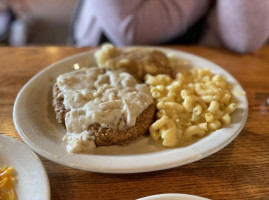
[0,165,16,200]
[145,67,237,147]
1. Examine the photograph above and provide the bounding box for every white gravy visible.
[56,67,153,153]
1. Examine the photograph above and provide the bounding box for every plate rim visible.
[13,46,248,173]
[137,193,211,200]
[0,134,51,200]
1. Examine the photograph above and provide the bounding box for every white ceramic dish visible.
[137,193,210,200]
[13,47,248,173]
[0,134,50,200]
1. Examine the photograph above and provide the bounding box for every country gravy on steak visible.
[55,67,153,153]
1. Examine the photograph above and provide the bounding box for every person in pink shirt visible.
[73,0,269,53]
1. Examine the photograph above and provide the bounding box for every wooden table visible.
[0,46,268,200]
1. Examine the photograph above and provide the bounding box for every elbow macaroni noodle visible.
[145,67,237,147]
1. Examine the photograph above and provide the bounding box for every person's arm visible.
[213,0,269,53]
[84,0,209,45]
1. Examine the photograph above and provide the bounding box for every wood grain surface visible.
[0,46,268,200]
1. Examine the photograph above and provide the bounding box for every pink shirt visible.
[74,0,269,53]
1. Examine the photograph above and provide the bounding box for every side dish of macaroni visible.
[0,165,16,200]
[145,67,237,147]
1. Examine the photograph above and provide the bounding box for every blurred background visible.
[0,0,78,46]
[1,0,268,52]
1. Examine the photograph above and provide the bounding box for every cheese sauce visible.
[56,67,153,153]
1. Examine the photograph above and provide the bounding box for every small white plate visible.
[13,47,248,173]
[137,193,210,200]
[0,134,50,200]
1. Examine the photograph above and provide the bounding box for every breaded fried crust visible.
[52,83,67,126]
[91,103,155,146]
[52,83,155,146]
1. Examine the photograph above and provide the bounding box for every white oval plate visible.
[0,134,50,200]
[137,193,210,200]
[13,47,248,173]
